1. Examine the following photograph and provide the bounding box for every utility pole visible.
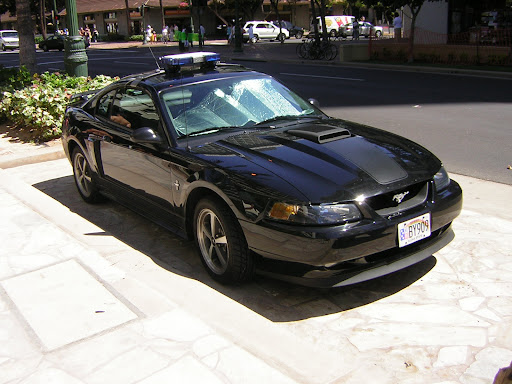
[64,0,88,76]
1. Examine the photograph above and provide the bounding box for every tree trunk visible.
[125,0,131,35]
[39,0,47,39]
[16,0,37,74]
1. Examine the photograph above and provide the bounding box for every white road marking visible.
[280,72,364,81]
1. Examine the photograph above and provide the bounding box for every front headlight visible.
[434,166,451,191]
[268,202,361,225]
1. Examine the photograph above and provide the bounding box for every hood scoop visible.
[287,125,351,144]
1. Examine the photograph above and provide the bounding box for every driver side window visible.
[110,88,160,131]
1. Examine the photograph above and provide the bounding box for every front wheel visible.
[42,45,48,52]
[194,198,254,284]
[375,30,382,38]
[1,44,5,51]
[295,31,303,39]
[72,147,104,203]
[330,30,337,38]
[277,33,286,42]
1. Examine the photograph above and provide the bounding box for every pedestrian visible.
[145,25,152,44]
[352,19,359,40]
[227,24,232,43]
[393,13,402,40]
[199,24,205,47]
[162,25,169,43]
[248,24,254,43]
[92,28,98,42]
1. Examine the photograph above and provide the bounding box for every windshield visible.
[160,76,323,138]
[2,32,18,38]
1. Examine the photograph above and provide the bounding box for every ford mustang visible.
[61,52,462,288]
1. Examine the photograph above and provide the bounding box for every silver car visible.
[339,22,383,38]
[0,30,19,51]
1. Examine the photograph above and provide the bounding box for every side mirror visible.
[130,127,163,144]
[308,98,320,108]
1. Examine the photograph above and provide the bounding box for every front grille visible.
[366,181,429,216]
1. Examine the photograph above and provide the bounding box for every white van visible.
[0,30,19,51]
[315,16,355,37]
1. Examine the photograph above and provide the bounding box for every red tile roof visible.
[72,0,183,14]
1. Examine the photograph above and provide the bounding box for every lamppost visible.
[64,0,88,77]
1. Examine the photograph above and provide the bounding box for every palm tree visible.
[16,0,37,74]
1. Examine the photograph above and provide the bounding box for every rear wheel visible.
[72,147,103,203]
[295,30,303,39]
[194,198,254,284]
[375,30,382,38]
[42,44,48,52]
[330,30,337,38]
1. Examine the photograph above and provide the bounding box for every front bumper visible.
[2,42,19,49]
[241,179,462,288]
[256,225,453,288]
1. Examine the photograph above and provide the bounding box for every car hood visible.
[191,118,441,203]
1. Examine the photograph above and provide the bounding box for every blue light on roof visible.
[159,52,220,71]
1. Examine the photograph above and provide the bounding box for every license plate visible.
[398,213,431,247]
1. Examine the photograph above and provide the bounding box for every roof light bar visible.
[159,52,221,75]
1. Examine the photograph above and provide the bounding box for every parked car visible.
[61,52,462,288]
[242,21,289,42]
[339,21,383,38]
[274,20,304,39]
[39,35,90,52]
[0,30,19,51]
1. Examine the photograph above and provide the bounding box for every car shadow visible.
[34,175,436,323]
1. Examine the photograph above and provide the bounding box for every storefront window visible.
[104,12,117,20]
[106,22,119,33]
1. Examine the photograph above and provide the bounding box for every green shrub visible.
[0,70,118,142]
[0,65,33,92]
[100,33,126,42]
[129,34,144,41]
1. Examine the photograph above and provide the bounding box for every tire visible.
[295,31,303,39]
[324,43,338,61]
[375,30,382,38]
[296,42,308,59]
[330,29,337,38]
[42,45,48,52]
[277,33,286,42]
[1,44,5,51]
[194,198,254,284]
[72,147,103,203]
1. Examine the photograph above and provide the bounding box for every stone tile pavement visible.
[0,131,511,383]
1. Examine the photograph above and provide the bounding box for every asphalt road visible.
[1,48,511,185]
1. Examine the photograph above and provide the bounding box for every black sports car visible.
[61,52,462,288]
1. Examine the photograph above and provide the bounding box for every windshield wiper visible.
[180,126,244,138]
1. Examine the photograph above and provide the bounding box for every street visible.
[2,45,511,185]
